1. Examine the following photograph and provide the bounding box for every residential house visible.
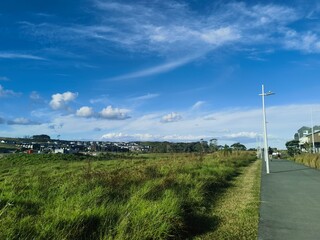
[306,130,320,153]
[295,126,311,140]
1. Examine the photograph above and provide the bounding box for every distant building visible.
[54,148,69,154]
[295,126,311,139]
[306,131,320,153]
[295,126,320,140]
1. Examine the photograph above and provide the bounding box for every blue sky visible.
[1,0,320,148]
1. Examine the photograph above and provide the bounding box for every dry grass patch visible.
[293,153,320,169]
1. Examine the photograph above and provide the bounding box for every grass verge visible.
[292,153,320,169]
[196,159,261,240]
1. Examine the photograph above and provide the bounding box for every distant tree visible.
[209,138,218,152]
[248,148,257,151]
[285,140,300,156]
[223,144,232,156]
[32,134,51,141]
[199,139,209,153]
[231,142,247,151]
[268,147,273,155]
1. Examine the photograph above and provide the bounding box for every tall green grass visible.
[0,152,256,239]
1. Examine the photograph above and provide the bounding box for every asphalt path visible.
[258,158,320,239]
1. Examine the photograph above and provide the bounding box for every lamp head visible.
[265,91,275,96]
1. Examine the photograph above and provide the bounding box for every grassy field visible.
[0,152,257,239]
[0,143,18,153]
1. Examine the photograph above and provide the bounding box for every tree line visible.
[138,141,247,153]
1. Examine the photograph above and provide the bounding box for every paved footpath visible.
[258,159,320,240]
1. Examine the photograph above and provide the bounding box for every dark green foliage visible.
[285,140,301,156]
[138,141,209,153]
[231,142,247,151]
[32,134,51,141]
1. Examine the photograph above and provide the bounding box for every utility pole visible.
[311,109,316,153]
[259,85,275,174]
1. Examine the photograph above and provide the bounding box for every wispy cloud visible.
[17,1,320,80]
[109,56,198,80]
[11,0,320,85]
[283,31,320,53]
[0,52,46,60]
[191,101,206,110]
[7,117,41,125]
[30,91,41,101]
[161,112,182,123]
[89,96,110,105]
[0,85,20,97]
[130,93,159,101]
[19,1,318,56]
[0,76,9,81]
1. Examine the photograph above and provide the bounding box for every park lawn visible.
[0,152,257,239]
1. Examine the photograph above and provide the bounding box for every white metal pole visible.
[311,109,315,153]
[262,84,270,174]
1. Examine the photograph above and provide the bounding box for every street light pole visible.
[311,109,316,153]
[259,84,274,174]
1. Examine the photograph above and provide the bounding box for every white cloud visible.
[221,131,260,140]
[89,95,110,104]
[99,105,130,120]
[0,52,46,60]
[94,1,135,12]
[200,27,240,45]
[0,85,19,97]
[109,56,198,81]
[20,1,314,58]
[3,103,320,149]
[100,132,210,142]
[161,112,182,123]
[101,133,154,141]
[49,91,78,110]
[161,134,210,141]
[203,115,216,120]
[130,93,159,101]
[7,117,41,125]
[191,101,205,110]
[76,106,94,118]
[18,1,320,82]
[284,31,320,53]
